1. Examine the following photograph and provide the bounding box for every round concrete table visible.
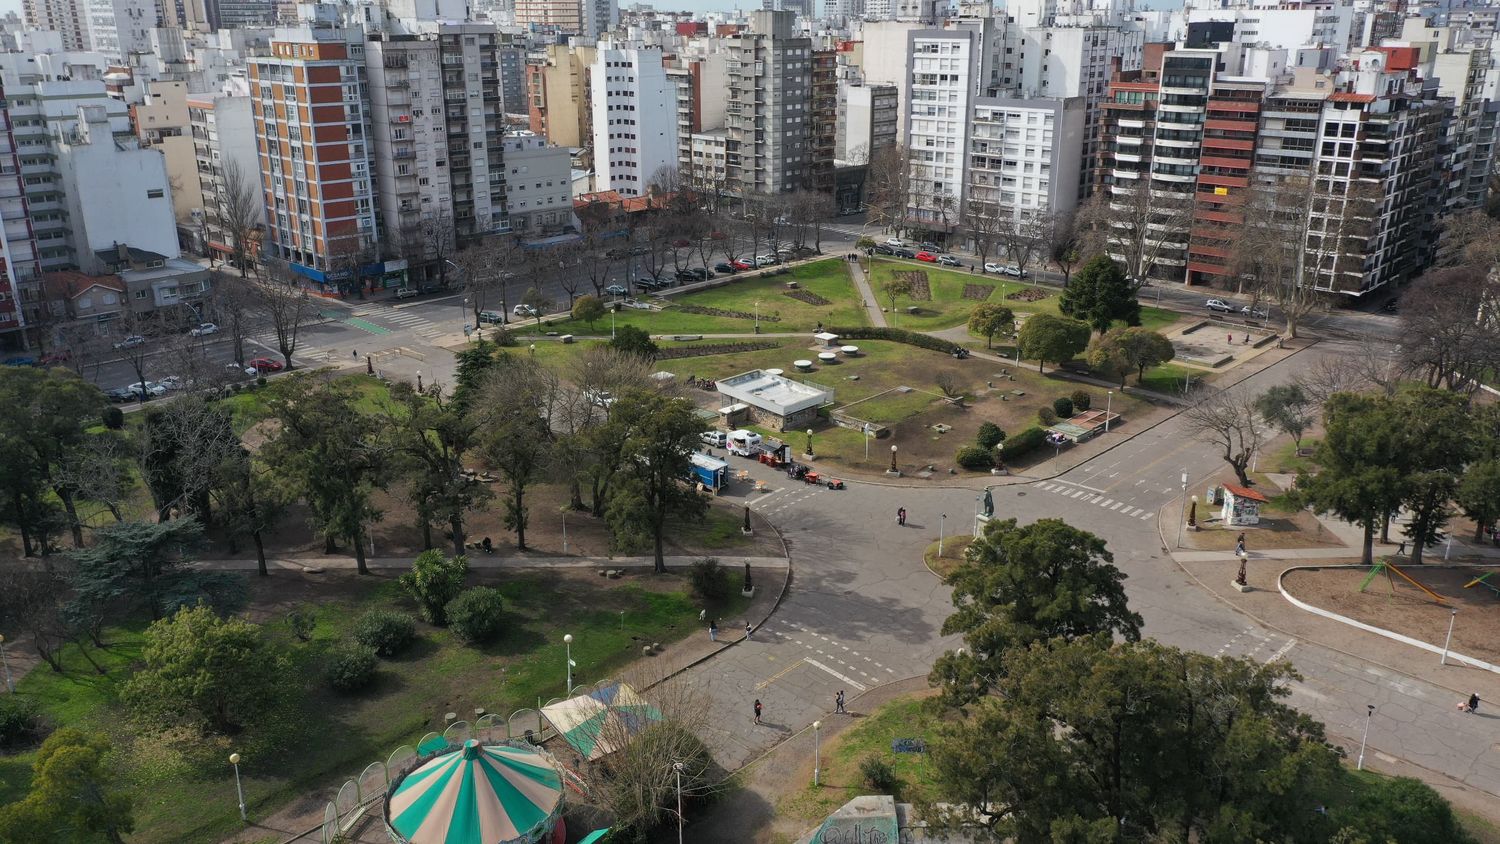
[841,345,860,356]
[818,352,838,364]
[793,359,814,372]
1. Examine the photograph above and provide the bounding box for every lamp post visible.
[672,761,686,843]
[1105,390,1112,433]
[812,721,822,787]
[754,300,760,334]
[563,633,575,693]
[529,343,536,357]
[0,634,12,693]
[805,428,814,457]
[611,309,616,339]
[229,753,246,821]
[1442,609,1458,665]
[1175,471,1189,549]
[1357,704,1375,770]
[889,444,898,475]
[939,513,947,557]
[461,295,469,336]
[562,508,568,555]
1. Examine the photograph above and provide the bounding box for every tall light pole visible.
[673,761,685,844]
[1442,609,1458,665]
[562,508,568,555]
[1105,390,1113,433]
[229,753,246,821]
[939,513,947,557]
[1175,471,1189,549]
[812,720,822,787]
[1357,704,1375,770]
[754,300,760,334]
[563,633,575,693]
[0,634,12,693]
[889,444,898,475]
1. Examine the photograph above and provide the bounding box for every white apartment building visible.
[188,93,264,263]
[22,0,87,51]
[965,96,1084,226]
[84,0,155,59]
[591,47,678,197]
[1182,7,1357,53]
[906,27,983,231]
[836,82,897,164]
[501,131,573,237]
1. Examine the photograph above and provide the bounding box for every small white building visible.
[717,369,834,432]
[1220,483,1269,527]
[502,131,575,238]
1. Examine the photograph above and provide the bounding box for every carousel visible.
[384,739,566,844]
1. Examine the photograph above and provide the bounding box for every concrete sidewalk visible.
[847,259,888,327]
[192,553,789,572]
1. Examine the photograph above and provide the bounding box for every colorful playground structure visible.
[1358,558,1449,605]
[1465,571,1500,598]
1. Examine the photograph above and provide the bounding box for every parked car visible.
[1003,265,1026,278]
[39,350,70,365]
[755,254,780,266]
[605,247,629,259]
[584,388,615,408]
[874,245,895,256]
[919,242,940,252]
[1241,305,1268,319]
[983,262,1005,274]
[3,356,37,367]
[637,278,664,291]
[478,310,506,325]
[188,322,219,337]
[727,429,763,456]
[513,304,540,318]
[128,381,166,399]
[894,248,916,259]
[394,287,419,300]
[157,375,186,391]
[937,255,962,267]
[113,334,145,350]
[604,284,629,297]
[1205,298,1235,313]
[246,357,284,373]
[915,251,938,263]
[885,238,906,248]
[686,267,712,280]
[674,270,698,283]
[714,262,738,274]
[731,260,754,271]
[700,430,727,448]
[629,244,650,256]
[105,386,136,402]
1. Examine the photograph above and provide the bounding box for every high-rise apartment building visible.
[188,92,264,266]
[725,10,816,196]
[22,0,87,51]
[810,48,838,193]
[0,85,43,345]
[905,24,990,231]
[526,43,596,160]
[965,96,1085,227]
[514,0,615,38]
[500,131,572,237]
[249,26,377,288]
[591,46,677,197]
[84,0,156,59]
[835,83,897,164]
[133,80,204,232]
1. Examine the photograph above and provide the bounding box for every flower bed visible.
[655,341,780,360]
[895,270,931,301]
[783,289,832,306]
[962,283,994,301]
[1005,288,1051,302]
[674,304,782,322]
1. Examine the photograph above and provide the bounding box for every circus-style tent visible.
[384,740,565,844]
[540,681,663,761]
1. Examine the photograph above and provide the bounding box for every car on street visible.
[919,242,940,252]
[128,381,167,399]
[753,256,777,267]
[686,267,712,280]
[714,262,738,274]
[674,270,697,283]
[873,245,895,255]
[247,357,284,373]
[629,245,650,256]
[188,322,219,337]
[394,287,419,300]
[983,262,1005,274]
[157,375,186,391]
[478,310,505,325]
[1241,305,1269,319]
[1205,298,1235,313]
[894,248,916,259]
[105,386,136,402]
[605,247,629,259]
[915,251,938,263]
[604,284,629,296]
[885,238,906,248]
[3,356,36,367]
[731,259,754,270]
[637,277,664,291]
[937,255,962,267]
[700,430,727,448]
[513,304,540,318]
[113,334,145,350]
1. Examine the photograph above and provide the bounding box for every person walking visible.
[745,621,753,640]
[1468,693,1481,713]
[754,699,763,725]
[1235,533,1246,558]
[835,690,847,714]
[709,619,718,642]
[897,507,907,526]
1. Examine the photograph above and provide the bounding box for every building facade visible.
[0,84,42,346]
[188,92,264,266]
[22,0,87,51]
[84,0,156,59]
[501,131,572,237]
[590,46,676,197]
[725,10,815,196]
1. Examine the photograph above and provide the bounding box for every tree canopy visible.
[606,391,708,572]
[1058,255,1140,334]
[967,303,1015,349]
[1017,314,1090,372]
[0,728,135,844]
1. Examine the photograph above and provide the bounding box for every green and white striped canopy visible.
[386,740,563,844]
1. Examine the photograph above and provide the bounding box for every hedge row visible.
[1003,426,1049,460]
[827,326,960,354]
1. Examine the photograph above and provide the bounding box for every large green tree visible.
[474,356,557,551]
[122,604,287,734]
[606,391,708,573]
[967,303,1015,349]
[1389,387,1473,563]
[930,638,1344,843]
[0,728,135,844]
[1256,384,1313,448]
[1058,255,1140,335]
[67,517,216,623]
[388,382,487,554]
[1295,393,1407,564]
[0,367,105,549]
[1017,314,1090,373]
[1457,458,1500,542]
[929,518,1141,708]
[262,377,391,574]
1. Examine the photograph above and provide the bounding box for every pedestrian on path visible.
[1398,540,1408,555]
[754,699,763,725]
[352,349,357,359]
[1236,533,1246,557]
[1467,693,1481,713]
[709,620,718,642]
[835,690,847,714]
[745,621,753,640]
[897,507,907,526]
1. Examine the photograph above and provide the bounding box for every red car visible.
[915,251,938,263]
[40,349,71,365]
[247,357,284,373]
[731,259,754,270]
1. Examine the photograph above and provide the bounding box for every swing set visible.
[1358,558,1449,606]
[1464,571,1500,598]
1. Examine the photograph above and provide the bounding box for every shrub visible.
[1004,426,1050,460]
[1071,390,1092,411]
[326,642,378,693]
[398,550,469,626]
[827,326,956,354]
[353,609,416,658]
[1052,397,1074,418]
[0,696,45,748]
[975,422,1005,451]
[955,445,995,470]
[101,406,125,430]
[860,755,900,793]
[446,587,506,645]
[286,606,316,642]
[690,557,733,604]
[1038,407,1058,426]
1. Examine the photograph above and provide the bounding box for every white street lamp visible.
[0,634,12,693]
[563,634,575,692]
[229,753,246,821]
[939,513,947,557]
[673,761,685,844]
[1105,390,1113,433]
[1357,705,1374,770]
[1175,471,1189,549]
[754,300,760,334]
[1442,609,1458,665]
[812,721,822,787]
[889,444,898,475]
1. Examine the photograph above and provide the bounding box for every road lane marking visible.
[1071,490,1087,499]
[805,658,869,692]
[1101,499,1114,507]
[1110,502,1124,511]
[754,659,807,690]
[1141,512,1155,520]
[1266,638,1297,663]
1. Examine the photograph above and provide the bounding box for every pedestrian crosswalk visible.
[752,617,899,688]
[1035,480,1155,522]
[379,309,446,338]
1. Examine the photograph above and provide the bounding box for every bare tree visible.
[1233,172,1357,338]
[1077,183,1193,289]
[55,431,134,523]
[453,234,522,326]
[790,189,836,253]
[208,271,257,367]
[1294,350,1374,408]
[423,209,459,289]
[1435,210,1500,270]
[962,200,1005,270]
[1001,212,1051,284]
[258,260,316,369]
[1182,388,1266,487]
[325,238,378,301]
[0,568,71,672]
[1050,211,1084,286]
[1399,265,1500,394]
[865,144,914,238]
[218,159,263,278]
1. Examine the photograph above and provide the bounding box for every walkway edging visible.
[1277,565,1500,675]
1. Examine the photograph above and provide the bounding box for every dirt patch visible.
[1283,565,1500,666]
[675,304,780,322]
[895,271,931,301]
[962,283,994,301]
[783,289,831,306]
[656,341,779,360]
[1005,288,1051,302]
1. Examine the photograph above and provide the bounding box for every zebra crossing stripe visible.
[1110,502,1124,511]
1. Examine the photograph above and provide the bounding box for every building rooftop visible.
[717,369,833,416]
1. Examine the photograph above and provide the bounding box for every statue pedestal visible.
[741,586,756,598]
[1231,581,1252,593]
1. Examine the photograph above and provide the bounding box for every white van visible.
[727,429,762,456]
[700,430,727,448]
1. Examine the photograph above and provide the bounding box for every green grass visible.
[219,373,395,433]
[523,259,868,336]
[1264,438,1320,474]
[1138,362,1200,396]
[0,571,746,843]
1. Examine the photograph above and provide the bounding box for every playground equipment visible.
[1464,571,1500,598]
[1359,558,1449,605]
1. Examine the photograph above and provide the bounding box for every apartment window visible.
[134,289,148,300]
[147,189,164,199]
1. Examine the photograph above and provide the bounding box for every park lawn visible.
[219,372,395,434]
[0,570,746,844]
[1137,362,1201,396]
